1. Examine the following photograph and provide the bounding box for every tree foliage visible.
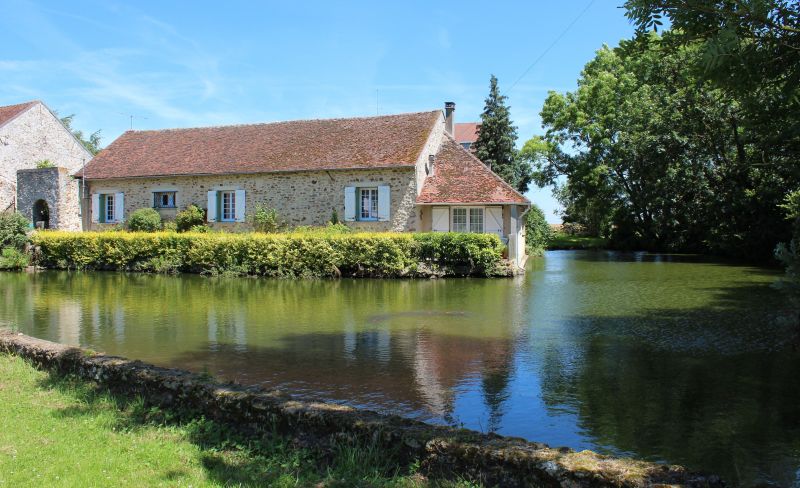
[532,32,800,258]
[60,114,102,155]
[473,75,532,193]
[525,203,554,256]
[127,208,163,232]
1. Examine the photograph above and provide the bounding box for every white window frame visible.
[153,191,177,209]
[451,206,484,233]
[220,190,236,222]
[358,187,379,221]
[105,194,115,223]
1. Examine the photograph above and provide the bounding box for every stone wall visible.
[86,167,419,232]
[0,330,724,488]
[414,110,446,197]
[0,102,91,212]
[16,167,82,230]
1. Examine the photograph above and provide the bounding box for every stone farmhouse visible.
[0,100,92,230]
[77,103,531,264]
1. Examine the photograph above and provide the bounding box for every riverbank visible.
[547,232,609,250]
[0,352,475,487]
[0,330,724,488]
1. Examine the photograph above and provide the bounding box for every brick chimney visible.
[444,102,455,136]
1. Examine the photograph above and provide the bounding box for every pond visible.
[1,250,799,487]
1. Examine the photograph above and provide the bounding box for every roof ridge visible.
[124,110,441,134]
[0,100,41,129]
[440,134,530,203]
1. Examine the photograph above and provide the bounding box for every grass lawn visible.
[547,232,609,250]
[0,354,478,488]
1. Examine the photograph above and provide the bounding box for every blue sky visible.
[0,0,635,222]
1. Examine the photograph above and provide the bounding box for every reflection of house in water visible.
[410,330,515,428]
[55,299,82,346]
[207,307,248,353]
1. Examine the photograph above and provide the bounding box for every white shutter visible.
[207,191,217,222]
[485,207,504,237]
[91,194,100,223]
[344,186,356,221]
[432,207,449,232]
[114,193,124,222]
[234,189,246,222]
[377,185,390,222]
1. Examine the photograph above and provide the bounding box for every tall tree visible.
[473,75,532,193]
[533,33,799,258]
[60,114,102,155]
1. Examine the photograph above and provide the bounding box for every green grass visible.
[547,232,609,250]
[0,354,480,488]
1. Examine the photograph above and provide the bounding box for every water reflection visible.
[1,252,798,486]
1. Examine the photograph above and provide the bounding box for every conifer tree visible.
[473,75,531,192]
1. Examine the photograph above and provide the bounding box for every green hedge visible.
[31,231,507,278]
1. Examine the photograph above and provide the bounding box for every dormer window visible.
[426,155,435,176]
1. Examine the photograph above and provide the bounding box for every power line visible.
[506,0,597,94]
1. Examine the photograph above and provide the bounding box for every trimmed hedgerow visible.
[31,231,507,278]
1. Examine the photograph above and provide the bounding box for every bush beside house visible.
[31,231,507,278]
[525,204,554,255]
[127,208,163,232]
[0,212,31,270]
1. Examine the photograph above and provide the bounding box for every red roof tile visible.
[0,101,38,128]
[454,122,480,144]
[417,137,529,205]
[81,111,441,179]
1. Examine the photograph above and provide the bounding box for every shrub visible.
[175,205,206,232]
[0,247,29,270]
[32,231,506,278]
[189,225,210,233]
[525,204,554,256]
[162,221,178,232]
[249,204,282,233]
[0,212,30,250]
[330,209,340,225]
[127,208,162,232]
[35,159,55,169]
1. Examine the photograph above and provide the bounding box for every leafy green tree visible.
[473,75,532,192]
[623,1,800,99]
[535,33,798,257]
[60,114,102,155]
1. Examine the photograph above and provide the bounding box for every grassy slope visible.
[547,232,609,250]
[0,355,478,488]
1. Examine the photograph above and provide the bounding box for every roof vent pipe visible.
[444,102,455,136]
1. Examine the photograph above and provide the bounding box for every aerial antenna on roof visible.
[118,112,149,130]
[376,89,379,115]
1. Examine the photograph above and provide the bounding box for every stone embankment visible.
[0,330,725,488]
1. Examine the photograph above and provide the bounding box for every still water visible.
[1,251,798,486]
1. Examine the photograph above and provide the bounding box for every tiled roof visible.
[81,111,441,179]
[417,136,529,205]
[0,101,38,128]
[454,122,480,144]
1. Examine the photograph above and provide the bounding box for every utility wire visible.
[506,0,597,94]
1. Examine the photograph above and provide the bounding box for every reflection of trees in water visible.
[535,283,800,487]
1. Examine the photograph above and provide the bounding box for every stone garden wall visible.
[16,167,81,230]
[0,330,725,488]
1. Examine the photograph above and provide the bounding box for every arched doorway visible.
[32,199,50,229]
